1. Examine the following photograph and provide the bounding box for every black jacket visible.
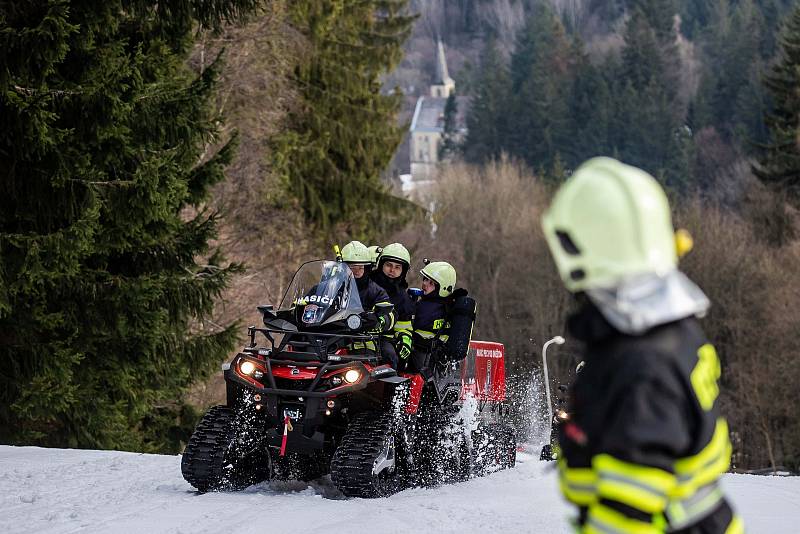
[355,274,391,311]
[412,293,450,348]
[558,301,741,533]
[370,271,414,326]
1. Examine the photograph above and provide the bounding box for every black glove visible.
[369,314,391,334]
[398,334,412,360]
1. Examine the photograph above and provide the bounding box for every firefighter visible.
[541,157,743,533]
[410,260,456,374]
[340,241,397,367]
[370,243,415,369]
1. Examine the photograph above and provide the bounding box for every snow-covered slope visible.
[0,445,797,534]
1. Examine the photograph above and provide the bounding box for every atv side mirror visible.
[258,304,277,321]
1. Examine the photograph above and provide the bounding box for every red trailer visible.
[461,340,507,402]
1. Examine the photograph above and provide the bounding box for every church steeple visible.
[430,38,455,98]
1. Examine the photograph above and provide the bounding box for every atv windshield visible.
[279,260,363,326]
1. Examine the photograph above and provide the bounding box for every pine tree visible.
[753,4,800,234]
[620,80,691,188]
[699,0,769,146]
[272,0,416,238]
[505,5,575,169]
[631,0,678,44]
[570,53,615,164]
[621,7,667,93]
[0,1,257,451]
[680,0,714,38]
[612,4,689,186]
[462,39,511,163]
[438,93,459,160]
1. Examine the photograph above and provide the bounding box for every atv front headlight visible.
[346,314,362,330]
[343,369,361,384]
[240,360,256,376]
[555,409,570,422]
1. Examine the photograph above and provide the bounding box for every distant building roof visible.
[410,96,469,133]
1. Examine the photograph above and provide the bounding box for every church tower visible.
[430,39,455,98]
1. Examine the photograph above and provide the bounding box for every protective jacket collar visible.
[585,270,710,335]
[371,270,407,295]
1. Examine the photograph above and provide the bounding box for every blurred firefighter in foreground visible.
[541,157,743,533]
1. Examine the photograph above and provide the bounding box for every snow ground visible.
[0,445,798,534]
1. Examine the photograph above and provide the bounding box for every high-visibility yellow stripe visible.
[560,461,597,485]
[559,478,596,506]
[557,423,733,532]
[394,320,412,331]
[594,454,676,513]
[559,460,597,505]
[351,341,377,351]
[725,515,744,534]
[674,418,731,497]
[666,482,724,529]
[585,502,661,534]
[691,344,721,411]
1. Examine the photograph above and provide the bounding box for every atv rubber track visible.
[181,405,235,492]
[330,412,398,498]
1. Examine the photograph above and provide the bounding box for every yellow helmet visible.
[421,261,457,297]
[541,157,677,292]
[340,241,372,265]
[367,245,382,266]
[378,243,411,267]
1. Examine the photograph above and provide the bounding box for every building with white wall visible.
[408,40,467,184]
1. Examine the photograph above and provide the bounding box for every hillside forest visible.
[1,0,799,471]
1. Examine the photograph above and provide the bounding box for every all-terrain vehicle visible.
[181,260,516,496]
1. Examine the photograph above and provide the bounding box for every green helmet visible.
[367,245,382,266]
[541,157,678,292]
[378,243,411,267]
[421,261,456,297]
[341,240,372,265]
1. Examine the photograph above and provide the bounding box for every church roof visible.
[410,96,469,133]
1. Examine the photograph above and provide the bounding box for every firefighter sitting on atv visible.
[370,243,415,371]
[340,240,398,368]
[407,260,467,375]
